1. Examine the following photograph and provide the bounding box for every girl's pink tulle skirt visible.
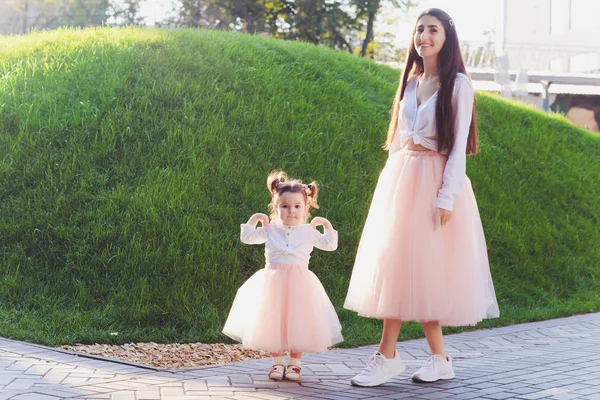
[344,149,499,326]
[223,263,343,353]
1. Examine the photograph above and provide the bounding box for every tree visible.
[353,0,416,58]
[169,0,354,52]
[4,0,110,33]
[106,0,143,26]
[172,0,271,31]
[279,0,354,52]
[160,0,415,59]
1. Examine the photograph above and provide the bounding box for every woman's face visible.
[414,14,446,59]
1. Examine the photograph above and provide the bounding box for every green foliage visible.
[1,28,599,347]
[4,0,110,33]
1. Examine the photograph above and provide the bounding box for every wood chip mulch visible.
[61,342,271,369]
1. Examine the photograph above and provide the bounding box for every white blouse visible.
[390,73,474,211]
[240,221,338,265]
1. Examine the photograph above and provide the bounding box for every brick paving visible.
[2,313,600,399]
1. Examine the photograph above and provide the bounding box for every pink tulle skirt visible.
[344,149,499,326]
[223,263,343,353]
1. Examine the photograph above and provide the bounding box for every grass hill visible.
[1,27,599,347]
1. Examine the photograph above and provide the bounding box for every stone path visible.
[2,313,600,399]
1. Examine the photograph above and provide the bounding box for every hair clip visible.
[448,19,454,27]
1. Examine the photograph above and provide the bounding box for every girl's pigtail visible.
[306,181,320,209]
[267,170,290,220]
[267,170,288,195]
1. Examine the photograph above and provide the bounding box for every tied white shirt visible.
[240,221,338,265]
[390,73,474,211]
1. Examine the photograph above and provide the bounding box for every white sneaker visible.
[350,351,406,387]
[411,354,455,382]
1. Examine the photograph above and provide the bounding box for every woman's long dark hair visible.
[384,8,479,155]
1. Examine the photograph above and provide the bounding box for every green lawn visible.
[1,27,599,347]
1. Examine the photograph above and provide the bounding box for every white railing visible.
[461,40,600,74]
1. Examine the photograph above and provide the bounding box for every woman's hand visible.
[438,208,452,227]
[247,213,269,227]
[311,217,333,230]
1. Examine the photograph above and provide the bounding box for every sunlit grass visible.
[1,27,599,347]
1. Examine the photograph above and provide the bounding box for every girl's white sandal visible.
[285,365,301,381]
[268,364,285,381]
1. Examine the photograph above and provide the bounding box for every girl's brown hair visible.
[266,170,319,222]
[384,8,479,155]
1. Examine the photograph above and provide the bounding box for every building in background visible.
[499,0,600,74]
[466,0,600,132]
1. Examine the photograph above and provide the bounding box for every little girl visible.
[222,170,343,381]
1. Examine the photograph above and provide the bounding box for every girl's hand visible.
[311,217,333,230]
[247,213,269,228]
[438,208,452,227]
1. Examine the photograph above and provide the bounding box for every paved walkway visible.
[2,313,600,399]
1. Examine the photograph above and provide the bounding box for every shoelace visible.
[423,354,444,368]
[363,353,385,373]
[423,355,435,368]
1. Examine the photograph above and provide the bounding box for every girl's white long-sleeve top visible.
[240,221,338,265]
[389,72,474,211]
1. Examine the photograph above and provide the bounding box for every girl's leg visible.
[286,351,303,381]
[377,318,403,358]
[269,351,286,381]
[421,321,446,357]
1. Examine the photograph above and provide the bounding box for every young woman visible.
[344,8,500,387]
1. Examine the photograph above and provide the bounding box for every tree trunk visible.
[22,0,28,33]
[336,34,353,54]
[360,11,375,58]
[231,0,256,32]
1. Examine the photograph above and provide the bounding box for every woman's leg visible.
[421,321,446,357]
[377,318,403,358]
[350,318,406,386]
[412,321,455,382]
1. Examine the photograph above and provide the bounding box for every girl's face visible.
[276,192,309,226]
[414,14,446,59]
